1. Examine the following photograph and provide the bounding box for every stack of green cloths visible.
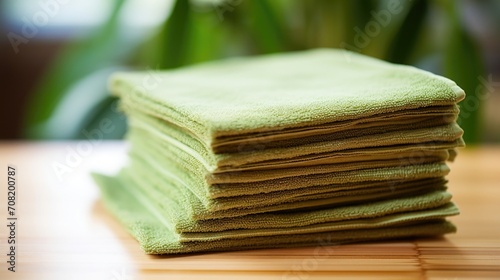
[92,49,465,254]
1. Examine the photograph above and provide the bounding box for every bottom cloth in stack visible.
[93,172,458,254]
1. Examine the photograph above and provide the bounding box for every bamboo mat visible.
[0,142,499,279]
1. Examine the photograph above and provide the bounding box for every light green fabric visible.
[94,173,457,254]
[110,49,464,145]
[125,168,453,233]
[126,153,450,220]
[128,140,452,206]
[127,128,453,199]
[123,102,460,154]
[125,109,463,173]
[93,49,465,254]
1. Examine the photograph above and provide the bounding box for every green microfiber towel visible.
[126,109,463,173]
[123,165,454,233]
[127,138,452,207]
[93,49,466,254]
[123,102,460,154]
[93,173,457,254]
[127,128,454,196]
[110,49,464,148]
[126,152,451,221]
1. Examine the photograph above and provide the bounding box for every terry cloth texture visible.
[93,49,465,254]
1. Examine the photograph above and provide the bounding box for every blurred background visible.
[1,0,499,143]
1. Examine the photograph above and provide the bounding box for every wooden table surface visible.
[0,142,499,280]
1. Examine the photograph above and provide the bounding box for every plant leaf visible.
[24,0,129,138]
[385,0,429,64]
[245,0,288,53]
[157,0,192,69]
[443,1,485,144]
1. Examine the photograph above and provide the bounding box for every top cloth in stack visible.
[92,49,465,254]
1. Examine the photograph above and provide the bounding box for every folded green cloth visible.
[94,49,465,254]
[123,102,460,154]
[126,109,463,173]
[134,118,449,185]
[94,173,457,254]
[103,168,455,231]
[110,49,464,148]
[126,152,450,220]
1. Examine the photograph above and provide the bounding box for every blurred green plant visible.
[442,0,484,144]
[25,0,488,143]
[24,0,129,139]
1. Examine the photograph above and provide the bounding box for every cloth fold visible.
[110,49,464,142]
